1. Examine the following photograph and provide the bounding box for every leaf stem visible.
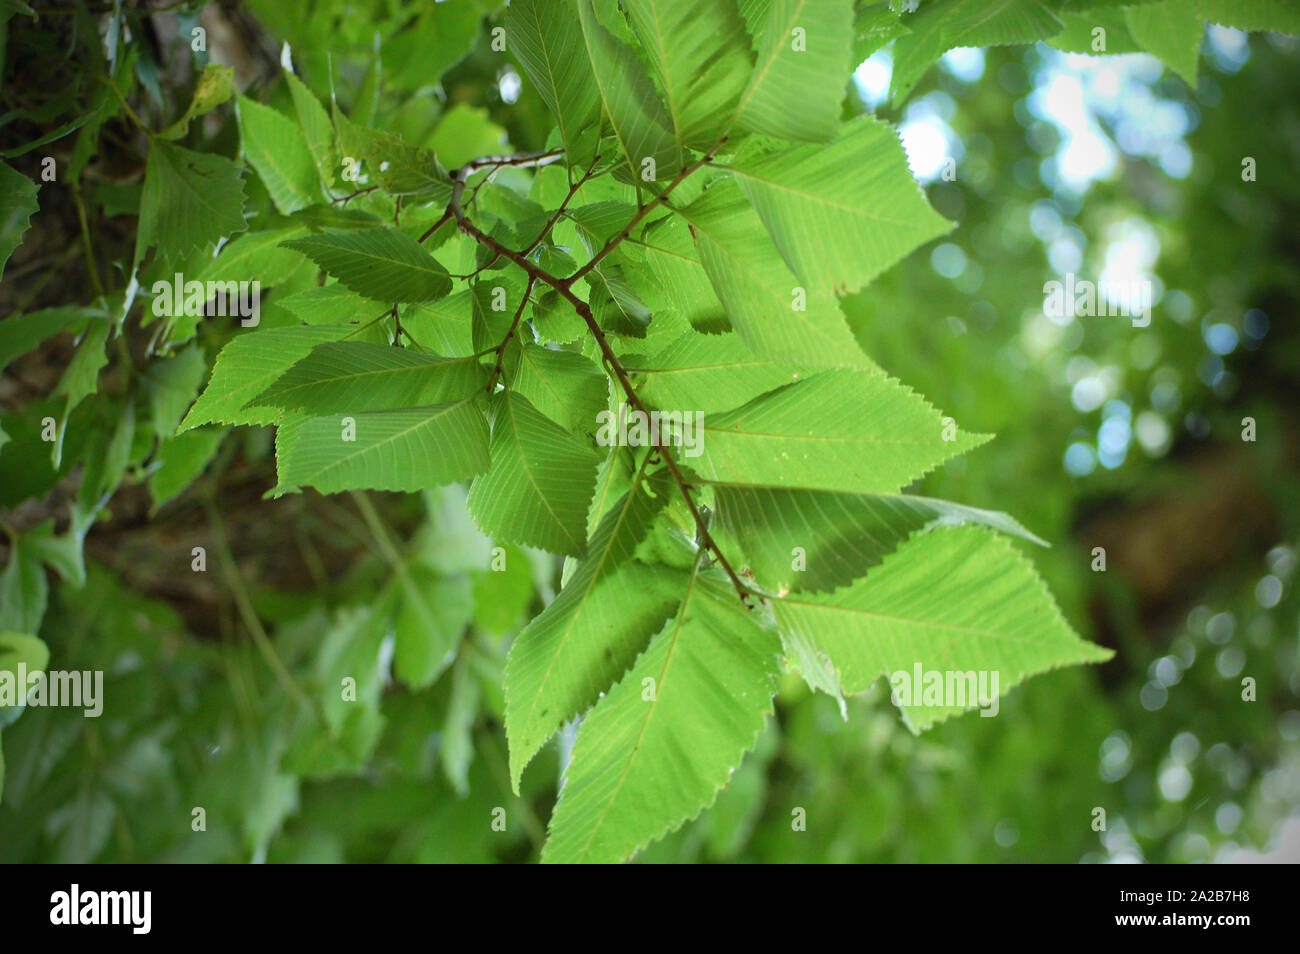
[485,274,537,395]
[70,183,105,301]
[201,494,324,721]
[348,489,404,567]
[332,185,379,205]
[96,73,152,137]
[519,150,603,258]
[566,136,725,285]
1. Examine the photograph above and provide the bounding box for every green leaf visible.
[0,540,46,634]
[531,287,588,344]
[470,275,527,354]
[181,325,354,431]
[0,307,96,371]
[730,117,952,295]
[1186,0,1300,33]
[0,397,87,509]
[193,225,310,285]
[472,543,536,633]
[136,140,247,267]
[237,94,321,214]
[157,63,235,140]
[275,400,490,495]
[72,395,131,513]
[334,110,453,200]
[0,0,35,21]
[576,0,681,181]
[1125,1,1204,86]
[734,0,856,142]
[24,507,91,588]
[585,264,651,336]
[624,0,754,150]
[428,104,510,170]
[771,526,1112,731]
[1048,10,1142,54]
[0,161,39,280]
[505,468,679,789]
[442,656,481,796]
[693,369,989,494]
[297,207,389,237]
[283,229,452,303]
[0,632,49,707]
[890,0,1064,106]
[541,565,780,863]
[315,604,390,735]
[854,1,912,61]
[384,0,480,91]
[403,291,475,357]
[251,341,488,415]
[567,200,634,253]
[715,486,1045,593]
[284,71,337,189]
[52,320,110,466]
[148,427,224,510]
[393,567,473,688]
[50,785,115,863]
[505,0,601,164]
[506,343,608,435]
[467,391,602,557]
[636,214,729,333]
[939,0,1065,45]
[626,329,807,415]
[276,284,383,325]
[143,343,206,438]
[677,180,875,367]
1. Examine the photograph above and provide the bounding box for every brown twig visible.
[445,142,751,604]
[485,275,537,395]
[417,208,453,244]
[332,185,379,205]
[567,138,726,285]
[519,150,603,258]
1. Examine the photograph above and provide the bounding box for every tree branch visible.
[519,150,604,258]
[486,274,537,395]
[445,141,753,606]
[566,137,726,286]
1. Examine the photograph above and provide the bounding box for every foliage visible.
[1,0,1297,864]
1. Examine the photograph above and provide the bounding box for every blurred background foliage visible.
[0,0,1296,863]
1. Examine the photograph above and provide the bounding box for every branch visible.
[486,274,537,395]
[459,149,565,175]
[572,296,754,607]
[519,151,604,258]
[417,208,454,245]
[566,137,726,286]
[332,185,379,206]
[445,143,753,606]
[462,153,600,280]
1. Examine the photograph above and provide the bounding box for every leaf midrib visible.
[570,558,702,862]
[731,0,811,131]
[299,400,475,482]
[514,463,655,759]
